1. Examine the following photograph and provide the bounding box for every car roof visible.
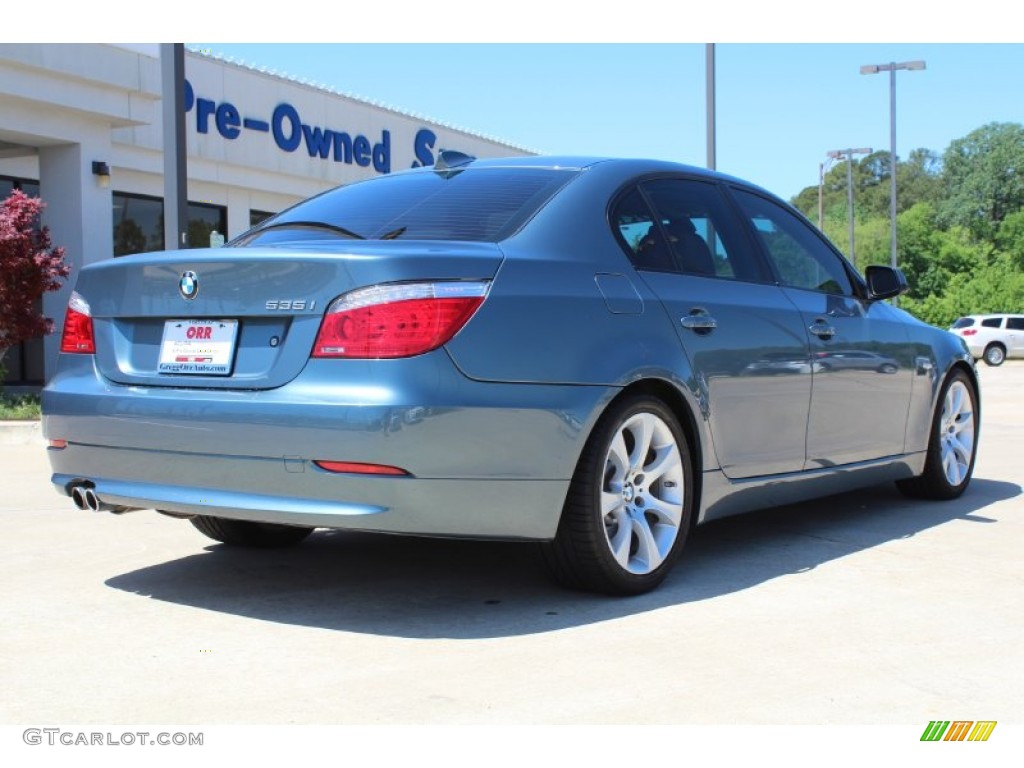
[408,154,768,191]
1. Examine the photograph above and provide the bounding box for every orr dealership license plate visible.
[158,319,239,375]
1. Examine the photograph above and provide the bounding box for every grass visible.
[0,393,41,420]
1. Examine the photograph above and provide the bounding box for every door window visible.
[732,189,854,296]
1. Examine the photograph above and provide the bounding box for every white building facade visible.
[0,44,530,385]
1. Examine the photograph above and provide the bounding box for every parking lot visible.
[1,363,1021,727]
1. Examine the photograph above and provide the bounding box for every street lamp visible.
[861,60,926,293]
[826,147,872,268]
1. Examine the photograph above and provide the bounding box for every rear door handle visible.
[681,310,717,335]
[809,319,836,340]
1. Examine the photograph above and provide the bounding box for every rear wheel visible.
[983,344,1005,366]
[190,516,314,548]
[897,369,978,500]
[543,395,694,595]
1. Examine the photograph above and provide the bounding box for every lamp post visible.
[706,44,716,171]
[826,147,872,268]
[860,60,926,289]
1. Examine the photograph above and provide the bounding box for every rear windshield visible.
[951,317,975,329]
[233,167,577,246]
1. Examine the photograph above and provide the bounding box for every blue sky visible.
[187,42,1024,201]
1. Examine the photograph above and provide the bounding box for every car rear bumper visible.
[43,353,614,540]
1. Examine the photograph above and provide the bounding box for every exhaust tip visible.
[84,488,101,512]
[71,486,88,510]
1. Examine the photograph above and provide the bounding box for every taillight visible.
[312,281,489,359]
[962,329,977,336]
[60,291,96,354]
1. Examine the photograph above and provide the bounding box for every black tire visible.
[542,395,694,596]
[983,344,1006,366]
[190,515,314,548]
[896,369,979,500]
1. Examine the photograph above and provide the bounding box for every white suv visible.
[950,314,1024,366]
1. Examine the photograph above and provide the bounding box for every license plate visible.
[158,319,239,375]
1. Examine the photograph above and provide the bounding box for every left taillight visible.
[59,291,96,354]
[312,281,489,359]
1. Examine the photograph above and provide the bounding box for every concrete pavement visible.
[1,364,1021,725]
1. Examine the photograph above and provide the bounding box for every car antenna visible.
[434,150,476,178]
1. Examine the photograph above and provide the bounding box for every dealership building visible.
[0,44,530,386]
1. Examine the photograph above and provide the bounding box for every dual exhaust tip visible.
[69,484,136,514]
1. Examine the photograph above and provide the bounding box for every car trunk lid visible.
[74,242,503,389]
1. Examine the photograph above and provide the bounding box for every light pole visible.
[706,44,716,171]
[860,60,926,285]
[826,147,872,267]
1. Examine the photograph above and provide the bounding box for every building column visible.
[38,134,113,381]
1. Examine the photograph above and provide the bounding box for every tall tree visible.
[940,122,1024,240]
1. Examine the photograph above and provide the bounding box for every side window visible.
[1006,317,1024,330]
[732,188,854,296]
[981,317,1003,328]
[641,179,768,282]
[610,187,676,272]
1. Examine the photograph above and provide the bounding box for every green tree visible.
[940,122,1024,240]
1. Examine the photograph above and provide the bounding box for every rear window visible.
[951,317,975,329]
[233,167,577,245]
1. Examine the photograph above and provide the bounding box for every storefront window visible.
[113,193,229,255]
[113,192,164,256]
[250,209,274,227]
[188,202,228,248]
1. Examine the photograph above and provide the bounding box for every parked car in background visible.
[950,314,1024,366]
[43,154,979,595]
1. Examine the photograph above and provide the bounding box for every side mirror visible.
[865,265,909,301]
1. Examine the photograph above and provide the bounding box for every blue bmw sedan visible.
[43,154,979,595]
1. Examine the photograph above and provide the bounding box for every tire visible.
[543,395,694,595]
[896,369,978,500]
[189,515,314,548]
[983,344,1006,366]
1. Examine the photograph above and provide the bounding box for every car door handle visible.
[681,310,717,335]
[809,319,836,340]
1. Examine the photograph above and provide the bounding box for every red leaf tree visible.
[0,190,70,381]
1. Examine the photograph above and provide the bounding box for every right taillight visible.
[312,281,489,359]
[962,329,977,336]
[60,291,96,354]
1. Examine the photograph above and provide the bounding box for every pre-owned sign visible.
[183,80,449,175]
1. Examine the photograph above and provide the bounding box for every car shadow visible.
[105,477,1019,639]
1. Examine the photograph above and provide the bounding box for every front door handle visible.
[809,319,836,340]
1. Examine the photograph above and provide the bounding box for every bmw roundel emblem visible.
[179,270,199,300]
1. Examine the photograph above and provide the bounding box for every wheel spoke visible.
[943,450,963,485]
[607,432,630,480]
[607,512,632,568]
[949,435,973,468]
[628,415,655,472]
[631,515,664,571]
[644,494,683,528]
[602,490,624,516]
[952,412,974,437]
[642,445,679,484]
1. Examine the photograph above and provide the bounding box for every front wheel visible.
[897,369,978,500]
[190,516,315,548]
[543,395,694,595]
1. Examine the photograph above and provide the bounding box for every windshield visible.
[232,167,577,246]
